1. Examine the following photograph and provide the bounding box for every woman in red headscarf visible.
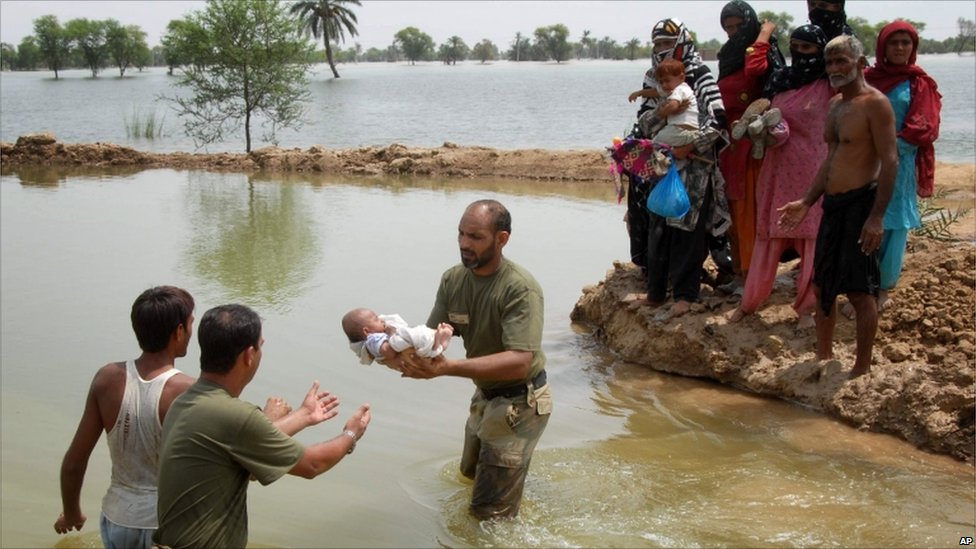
[862,20,942,312]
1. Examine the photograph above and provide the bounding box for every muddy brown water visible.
[2,168,971,548]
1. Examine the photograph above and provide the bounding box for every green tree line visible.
[1,14,153,77]
[2,8,973,74]
[2,0,972,156]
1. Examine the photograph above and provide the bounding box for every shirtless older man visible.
[777,34,898,379]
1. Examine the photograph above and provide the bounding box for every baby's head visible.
[654,58,685,92]
[341,308,386,343]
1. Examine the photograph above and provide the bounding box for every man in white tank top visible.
[54,286,197,548]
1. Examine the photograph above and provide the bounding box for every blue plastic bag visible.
[646,160,690,219]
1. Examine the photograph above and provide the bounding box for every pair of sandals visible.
[731,98,783,159]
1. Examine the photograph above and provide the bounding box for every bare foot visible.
[796,313,815,330]
[839,300,856,320]
[626,293,665,310]
[669,300,691,317]
[877,290,893,313]
[848,365,870,379]
[263,397,292,421]
[726,307,747,323]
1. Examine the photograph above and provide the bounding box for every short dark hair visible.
[469,199,512,234]
[654,58,685,80]
[130,286,195,353]
[198,304,262,374]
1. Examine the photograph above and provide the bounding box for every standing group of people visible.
[56,199,552,547]
[624,0,941,379]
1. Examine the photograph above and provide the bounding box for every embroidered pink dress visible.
[740,78,834,316]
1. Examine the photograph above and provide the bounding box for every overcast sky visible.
[1,0,973,51]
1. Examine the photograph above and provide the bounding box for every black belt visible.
[481,370,547,400]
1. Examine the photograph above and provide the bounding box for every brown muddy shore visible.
[3,133,974,463]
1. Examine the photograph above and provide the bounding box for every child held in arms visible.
[341,308,453,368]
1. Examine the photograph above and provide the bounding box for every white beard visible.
[829,66,858,88]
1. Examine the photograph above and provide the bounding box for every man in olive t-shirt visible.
[155,304,372,548]
[400,199,553,520]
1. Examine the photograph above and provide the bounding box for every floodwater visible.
[1,56,974,163]
[1,168,972,548]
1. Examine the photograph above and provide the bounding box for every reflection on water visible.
[184,172,320,313]
[1,168,972,549]
[1,164,146,188]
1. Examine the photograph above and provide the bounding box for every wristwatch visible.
[342,430,357,454]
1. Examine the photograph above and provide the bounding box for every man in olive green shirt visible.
[400,199,552,520]
[155,304,371,548]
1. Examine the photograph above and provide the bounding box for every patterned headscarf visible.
[808,0,853,41]
[651,18,703,70]
[716,0,786,81]
[762,24,828,98]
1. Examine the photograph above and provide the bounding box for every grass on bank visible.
[915,187,972,241]
[123,107,165,139]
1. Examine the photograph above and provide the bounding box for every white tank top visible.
[101,360,180,528]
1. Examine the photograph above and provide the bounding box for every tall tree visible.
[104,20,147,77]
[625,38,641,60]
[957,17,976,54]
[32,15,72,79]
[578,29,592,59]
[597,36,618,60]
[164,0,314,152]
[160,17,209,75]
[0,42,15,71]
[65,18,108,77]
[289,0,361,78]
[471,39,496,63]
[16,36,42,70]
[534,24,571,63]
[438,35,468,65]
[510,31,527,62]
[394,26,433,64]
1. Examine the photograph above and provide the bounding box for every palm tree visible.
[289,0,361,78]
[625,38,641,61]
[579,29,591,60]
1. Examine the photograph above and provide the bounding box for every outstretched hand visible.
[776,200,809,232]
[343,403,372,440]
[299,380,339,426]
[54,511,86,534]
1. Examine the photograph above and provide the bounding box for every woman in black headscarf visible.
[807,0,853,40]
[728,24,834,328]
[715,0,785,286]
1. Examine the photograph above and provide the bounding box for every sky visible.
[1,0,974,51]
